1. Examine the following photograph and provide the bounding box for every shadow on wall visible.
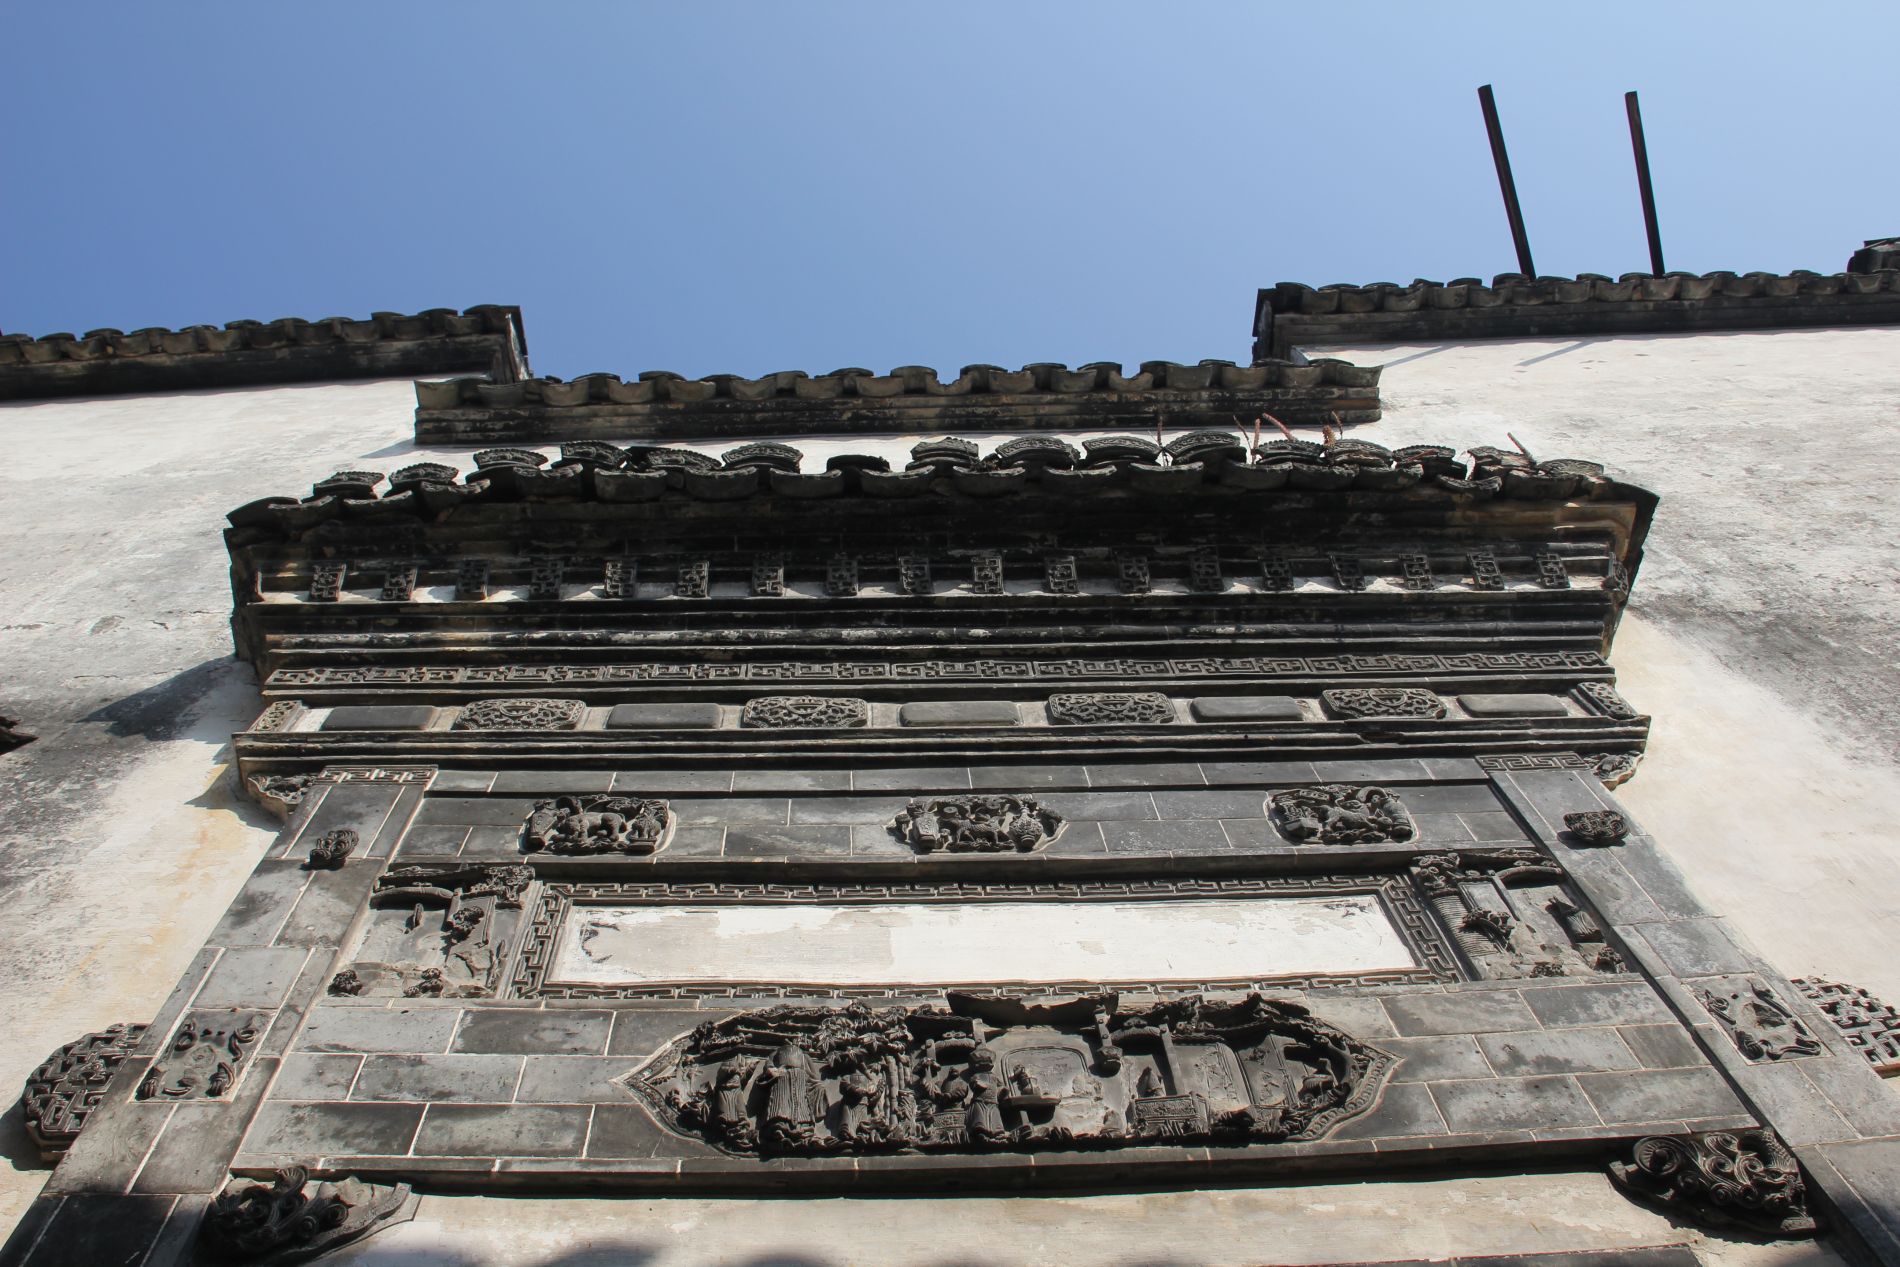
[77,654,278,832]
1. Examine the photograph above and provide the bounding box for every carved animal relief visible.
[891,796,1063,854]
[136,1012,261,1101]
[330,865,534,999]
[21,1023,148,1157]
[1046,692,1174,726]
[1269,785,1415,845]
[740,696,869,728]
[201,1166,414,1265]
[452,697,585,731]
[1698,977,1824,1061]
[524,795,671,856]
[620,993,1393,1157]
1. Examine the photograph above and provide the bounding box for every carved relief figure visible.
[329,865,533,999]
[891,795,1063,854]
[1412,850,1622,980]
[1269,785,1415,845]
[620,992,1393,1158]
[523,795,671,856]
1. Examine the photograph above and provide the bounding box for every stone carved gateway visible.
[621,993,1394,1157]
[891,795,1063,854]
[1269,785,1415,845]
[524,795,671,855]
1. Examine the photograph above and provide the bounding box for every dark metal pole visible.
[1477,84,1536,277]
[1625,90,1665,275]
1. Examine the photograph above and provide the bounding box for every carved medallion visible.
[891,796,1063,854]
[1562,810,1629,846]
[1697,976,1823,1061]
[136,1011,261,1101]
[452,697,585,731]
[20,1023,148,1158]
[1793,977,1900,1074]
[1320,688,1446,720]
[619,993,1393,1157]
[524,795,672,856]
[1046,692,1174,726]
[201,1166,415,1265]
[1609,1130,1815,1237]
[304,829,356,870]
[1269,785,1415,845]
[739,696,869,729]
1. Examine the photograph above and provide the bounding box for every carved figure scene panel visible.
[1411,850,1628,980]
[621,993,1395,1157]
[329,864,534,1000]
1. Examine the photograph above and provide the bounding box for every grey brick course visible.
[453,1009,613,1055]
[352,1053,525,1103]
[1429,1075,1600,1133]
[298,1005,460,1054]
[1575,1066,1747,1124]
[1382,990,1539,1036]
[1478,1028,1639,1076]
[1519,982,1675,1028]
[413,1104,590,1157]
[242,1102,424,1157]
[1383,1035,1494,1083]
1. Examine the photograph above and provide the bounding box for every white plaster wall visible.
[1312,327,1900,1007]
[325,1174,1843,1267]
[0,379,425,1234]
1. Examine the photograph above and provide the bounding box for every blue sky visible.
[4,3,1894,379]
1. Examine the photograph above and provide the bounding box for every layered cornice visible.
[1255,268,1900,358]
[0,305,527,401]
[410,358,1380,444]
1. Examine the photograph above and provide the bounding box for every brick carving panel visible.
[740,696,870,729]
[1047,692,1174,725]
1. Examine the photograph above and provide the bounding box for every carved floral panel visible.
[452,698,585,731]
[1046,692,1174,726]
[739,696,869,729]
